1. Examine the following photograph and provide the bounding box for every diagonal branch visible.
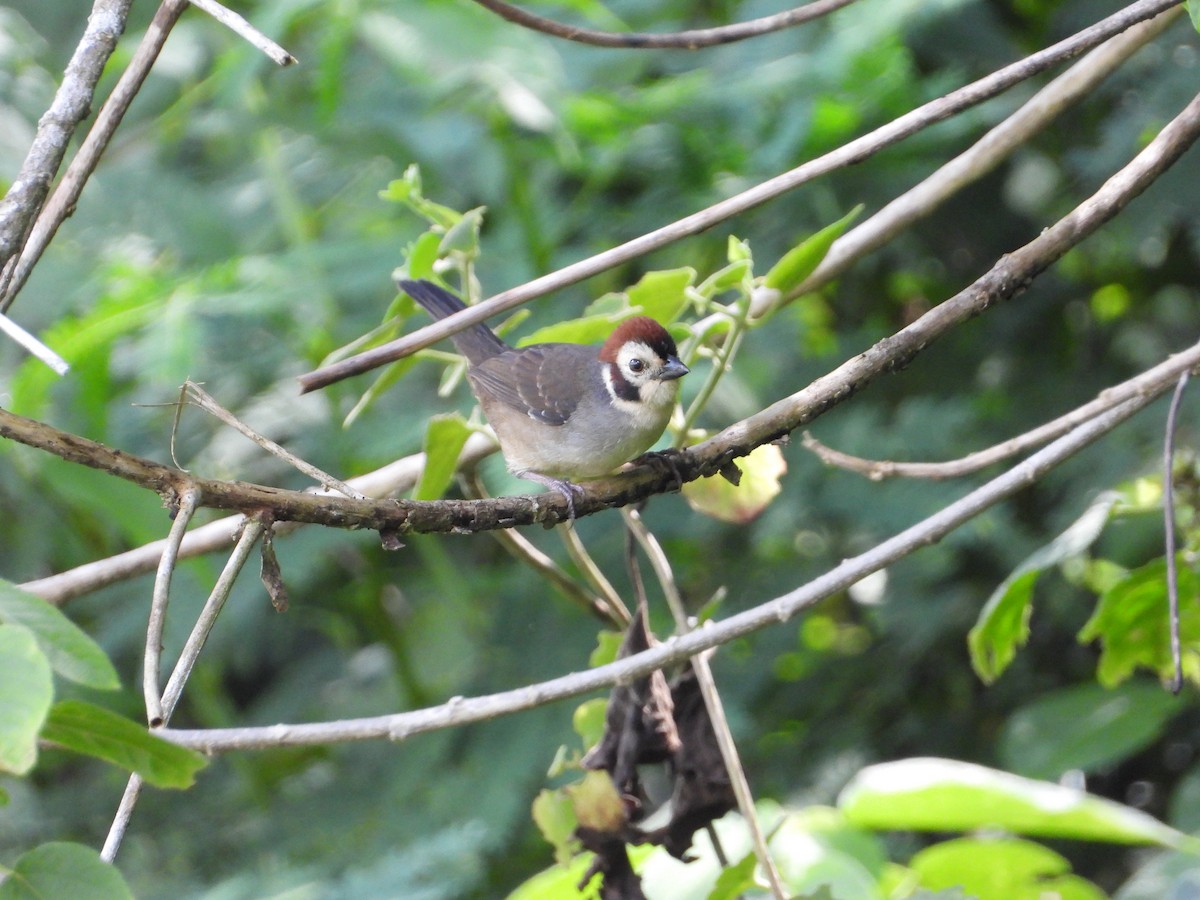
[298,0,1182,392]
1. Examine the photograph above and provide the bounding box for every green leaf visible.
[998,682,1185,780]
[839,757,1193,848]
[379,163,462,228]
[572,698,607,749]
[0,625,53,775]
[1188,0,1199,33]
[1078,556,1200,687]
[763,205,863,294]
[910,837,1105,900]
[0,581,120,690]
[342,357,419,428]
[517,311,627,347]
[412,413,473,501]
[969,492,1118,683]
[707,852,757,900]
[438,206,486,256]
[530,788,579,867]
[0,842,132,900]
[40,700,207,789]
[624,268,694,323]
[405,229,444,280]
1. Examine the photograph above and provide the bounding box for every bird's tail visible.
[398,279,508,365]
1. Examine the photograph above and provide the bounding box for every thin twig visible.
[462,472,620,625]
[0,0,190,310]
[1164,371,1190,694]
[106,519,266,863]
[298,0,1181,392]
[561,523,631,625]
[183,381,365,498]
[143,488,201,727]
[784,5,1184,302]
[158,391,1162,754]
[469,0,859,48]
[186,0,296,65]
[622,508,786,899]
[802,344,1200,480]
[0,311,69,374]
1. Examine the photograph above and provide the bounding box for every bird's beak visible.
[659,356,689,381]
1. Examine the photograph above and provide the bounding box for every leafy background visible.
[2,0,1200,896]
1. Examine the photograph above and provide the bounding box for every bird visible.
[399,278,689,518]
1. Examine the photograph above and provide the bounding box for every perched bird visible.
[399,279,689,517]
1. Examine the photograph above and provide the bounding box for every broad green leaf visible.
[625,268,694,324]
[839,757,1192,848]
[0,581,119,690]
[1078,556,1200,687]
[763,205,863,294]
[0,625,52,775]
[438,206,485,256]
[969,492,1118,683]
[517,312,627,347]
[412,413,473,501]
[0,842,132,900]
[405,229,444,280]
[682,444,787,523]
[40,700,207,789]
[910,837,1104,900]
[998,682,1185,780]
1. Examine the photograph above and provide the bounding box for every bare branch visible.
[1164,372,1190,694]
[298,0,1182,392]
[186,0,297,65]
[0,0,132,274]
[802,342,1200,479]
[782,5,1184,302]
[469,0,860,49]
[157,389,1162,754]
[0,0,190,310]
[0,311,69,374]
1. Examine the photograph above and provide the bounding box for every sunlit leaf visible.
[0,842,132,900]
[572,698,607,749]
[0,581,119,690]
[625,268,694,323]
[910,837,1104,900]
[840,757,1193,847]
[40,701,207,789]
[682,444,786,523]
[763,205,863,294]
[0,625,52,776]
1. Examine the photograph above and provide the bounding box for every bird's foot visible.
[521,472,585,521]
[633,447,686,493]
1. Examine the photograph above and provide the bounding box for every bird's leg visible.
[520,471,585,520]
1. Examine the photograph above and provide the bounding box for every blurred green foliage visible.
[3,0,1200,897]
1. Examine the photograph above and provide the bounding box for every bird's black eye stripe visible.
[628,358,645,373]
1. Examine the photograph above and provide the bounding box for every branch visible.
[298,0,1182,392]
[186,0,297,65]
[783,4,1183,302]
[469,0,860,49]
[0,0,133,290]
[156,389,1163,754]
[801,341,1200,479]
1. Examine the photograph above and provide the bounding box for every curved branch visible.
[469,0,859,49]
[298,0,1182,392]
[156,390,1161,754]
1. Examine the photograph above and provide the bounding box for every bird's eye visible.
[627,358,646,374]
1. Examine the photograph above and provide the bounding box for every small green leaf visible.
[840,757,1193,848]
[0,842,133,900]
[727,235,752,264]
[1078,557,1200,687]
[0,625,53,775]
[911,837,1105,900]
[969,492,1118,683]
[379,164,461,228]
[406,230,444,280]
[589,630,623,667]
[707,852,758,900]
[763,205,863,294]
[625,268,694,323]
[517,312,626,347]
[40,700,207,789]
[0,581,120,690]
[438,206,486,256]
[1187,0,1199,33]
[531,788,579,867]
[413,413,473,501]
[572,698,607,748]
[999,683,1185,780]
